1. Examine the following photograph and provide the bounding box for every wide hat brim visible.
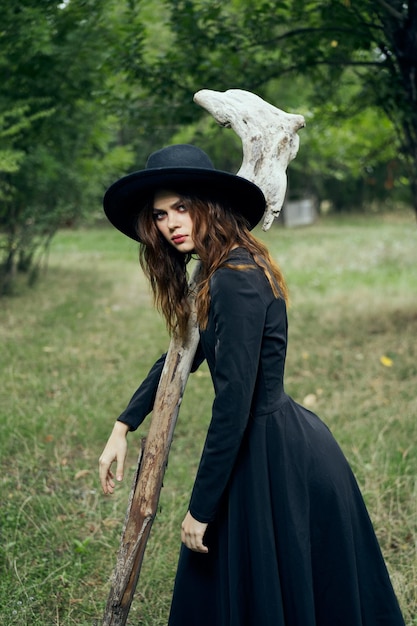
[103,167,266,242]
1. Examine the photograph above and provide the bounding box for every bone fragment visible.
[194,88,305,230]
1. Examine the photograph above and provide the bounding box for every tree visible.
[0,0,138,293]
[125,0,416,214]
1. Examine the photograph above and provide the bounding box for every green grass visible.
[1,213,416,625]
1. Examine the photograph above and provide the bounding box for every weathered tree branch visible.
[102,264,201,625]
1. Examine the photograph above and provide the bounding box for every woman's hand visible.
[98,421,129,494]
[181,511,209,553]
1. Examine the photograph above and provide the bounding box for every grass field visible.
[1,212,416,625]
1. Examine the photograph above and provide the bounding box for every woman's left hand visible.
[181,511,209,553]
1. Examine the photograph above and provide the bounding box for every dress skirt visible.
[168,395,405,626]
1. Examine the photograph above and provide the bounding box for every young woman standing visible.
[99,144,405,626]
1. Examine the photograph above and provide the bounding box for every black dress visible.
[118,248,405,626]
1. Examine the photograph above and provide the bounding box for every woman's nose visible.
[167,211,179,230]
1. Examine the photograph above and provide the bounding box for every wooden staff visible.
[102,89,305,625]
[102,265,200,626]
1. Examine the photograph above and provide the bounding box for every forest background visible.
[1,0,416,293]
[0,1,416,625]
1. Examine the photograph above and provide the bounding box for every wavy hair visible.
[136,190,288,339]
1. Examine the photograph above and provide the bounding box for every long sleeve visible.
[189,267,268,523]
[117,341,206,431]
[117,353,166,431]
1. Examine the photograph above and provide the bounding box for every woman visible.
[99,144,405,625]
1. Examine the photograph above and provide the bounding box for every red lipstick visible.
[172,235,187,244]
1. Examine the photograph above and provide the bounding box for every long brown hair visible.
[136,190,288,339]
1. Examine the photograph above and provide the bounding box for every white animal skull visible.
[194,88,305,230]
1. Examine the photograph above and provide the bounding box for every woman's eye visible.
[153,211,165,221]
[177,204,187,212]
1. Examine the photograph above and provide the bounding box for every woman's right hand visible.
[99,421,129,494]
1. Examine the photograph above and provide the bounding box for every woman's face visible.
[153,190,196,253]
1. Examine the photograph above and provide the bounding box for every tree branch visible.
[375,0,405,22]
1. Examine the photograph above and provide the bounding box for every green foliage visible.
[0,107,50,176]
[133,0,416,211]
[0,0,139,294]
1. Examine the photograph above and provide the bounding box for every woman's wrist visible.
[113,420,130,436]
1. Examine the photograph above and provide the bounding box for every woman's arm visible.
[189,267,268,523]
[117,342,205,431]
[116,353,167,431]
[97,354,166,495]
[99,342,206,493]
